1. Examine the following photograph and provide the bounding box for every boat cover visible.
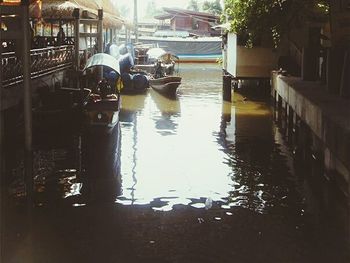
[83,53,120,74]
[147,48,179,63]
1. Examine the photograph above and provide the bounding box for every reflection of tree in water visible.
[216,103,303,215]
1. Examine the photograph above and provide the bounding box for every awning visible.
[83,53,120,74]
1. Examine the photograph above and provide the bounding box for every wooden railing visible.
[1,45,75,88]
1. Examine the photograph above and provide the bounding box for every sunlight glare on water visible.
[117,64,271,211]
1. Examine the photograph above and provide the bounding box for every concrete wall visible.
[225,33,278,78]
[271,72,350,196]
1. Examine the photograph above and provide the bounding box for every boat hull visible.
[149,76,182,97]
[85,95,121,132]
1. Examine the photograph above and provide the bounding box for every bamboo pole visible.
[98,9,103,80]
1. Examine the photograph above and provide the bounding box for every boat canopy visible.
[147,48,179,63]
[83,53,120,74]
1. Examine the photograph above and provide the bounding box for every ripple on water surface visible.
[4,63,347,263]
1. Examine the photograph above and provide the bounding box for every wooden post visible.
[89,23,92,49]
[277,95,282,125]
[287,106,294,144]
[110,28,113,43]
[21,0,33,207]
[98,9,103,80]
[73,8,80,71]
[134,0,138,43]
[326,47,343,95]
[0,13,3,249]
[65,22,69,40]
[301,27,321,81]
[20,2,34,261]
[340,50,350,98]
[223,73,232,102]
[73,8,84,107]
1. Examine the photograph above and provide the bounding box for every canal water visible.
[2,64,349,262]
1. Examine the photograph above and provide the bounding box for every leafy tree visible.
[224,0,329,47]
[187,0,200,11]
[203,0,223,15]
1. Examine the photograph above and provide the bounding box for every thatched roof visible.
[29,0,124,28]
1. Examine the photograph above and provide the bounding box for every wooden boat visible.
[149,76,182,97]
[83,53,121,131]
[146,49,182,97]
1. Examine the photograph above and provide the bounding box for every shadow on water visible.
[2,119,124,262]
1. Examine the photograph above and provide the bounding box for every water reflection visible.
[82,124,122,202]
[118,65,233,209]
[151,90,181,136]
[116,64,304,218]
[8,123,122,205]
[0,63,332,216]
[3,63,349,262]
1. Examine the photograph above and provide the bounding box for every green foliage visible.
[187,0,200,11]
[224,0,329,48]
[203,0,223,15]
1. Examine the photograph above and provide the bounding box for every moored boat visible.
[149,76,182,97]
[145,48,182,97]
[83,53,122,131]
